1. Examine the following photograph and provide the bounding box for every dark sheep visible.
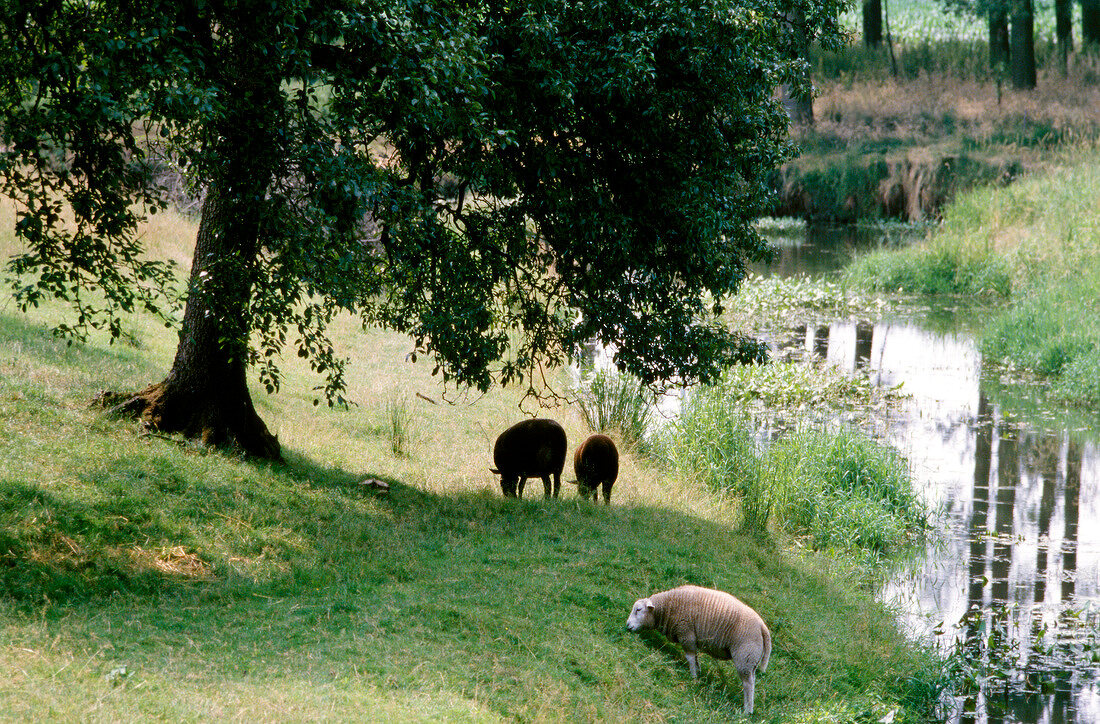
[489,418,567,499]
[573,433,619,504]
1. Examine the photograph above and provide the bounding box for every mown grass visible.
[843,152,1100,408]
[0,202,945,720]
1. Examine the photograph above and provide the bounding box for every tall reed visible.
[572,365,653,451]
[667,377,928,554]
[386,393,416,457]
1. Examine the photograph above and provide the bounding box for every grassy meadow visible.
[0,197,943,722]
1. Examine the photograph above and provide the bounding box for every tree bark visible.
[989,10,1010,72]
[1055,0,1073,71]
[863,0,882,48]
[115,182,280,459]
[1010,0,1036,90]
[109,15,282,459]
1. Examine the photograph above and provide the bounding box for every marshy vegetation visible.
[844,154,1100,410]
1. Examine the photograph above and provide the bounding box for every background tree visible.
[989,5,1011,71]
[863,0,883,47]
[1010,0,1036,88]
[1085,0,1100,47]
[1055,0,1073,71]
[0,0,845,459]
[943,0,1035,81]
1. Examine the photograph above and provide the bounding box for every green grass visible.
[843,152,1100,408]
[0,205,945,721]
[666,378,928,555]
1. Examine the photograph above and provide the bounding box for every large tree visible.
[0,0,844,459]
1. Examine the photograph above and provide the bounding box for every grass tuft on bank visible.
[666,377,928,555]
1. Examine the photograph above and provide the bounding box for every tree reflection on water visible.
[792,316,1099,724]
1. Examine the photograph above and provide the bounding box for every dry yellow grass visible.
[812,64,1100,149]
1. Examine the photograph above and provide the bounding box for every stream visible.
[758,223,1100,724]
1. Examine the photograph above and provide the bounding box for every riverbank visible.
[777,48,1100,222]
[0,204,942,721]
[844,151,1100,409]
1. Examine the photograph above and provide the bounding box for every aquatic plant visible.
[728,272,894,330]
[720,358,906,412]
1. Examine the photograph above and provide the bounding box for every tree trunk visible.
[863,0,882,48]
[115,182,280,459]
[1010,0,1036,90]
[1085,0,1100,47]
[989,10,1010,72]
[1055,0,1073,71]
[110,17,282,460]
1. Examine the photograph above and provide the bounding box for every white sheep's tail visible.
[759,623,772,673]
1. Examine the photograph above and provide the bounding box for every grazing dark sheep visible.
[626,585,772,714]
[489,419,567,498]
[573,433,619,504]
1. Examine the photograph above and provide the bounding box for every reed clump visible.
[571,364,654,451]
[666,376,929,554]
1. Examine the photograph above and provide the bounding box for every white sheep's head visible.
[626,598,656,631]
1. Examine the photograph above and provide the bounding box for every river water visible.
[758,223,1100,724]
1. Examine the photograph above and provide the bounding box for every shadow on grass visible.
[0,438,939,721]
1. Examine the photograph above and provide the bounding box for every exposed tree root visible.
[96,381,282,461]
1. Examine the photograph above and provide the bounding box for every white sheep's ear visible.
[645,600,656,612]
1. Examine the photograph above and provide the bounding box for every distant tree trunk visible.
[1084,0,1100,47]
[863,0,883,47]
[1010,0,1037,89]
[780,9,814,126]
[1055,0,1074,70]
[989,10,1010,72]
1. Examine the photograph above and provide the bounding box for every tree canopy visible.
[0,0,845,457]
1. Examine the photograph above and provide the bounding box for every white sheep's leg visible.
[739,668,755,714]
[685,652,700,678]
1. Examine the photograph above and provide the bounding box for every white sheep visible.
[626,584,772,714]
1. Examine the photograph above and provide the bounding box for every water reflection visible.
[788,317,1100,723]
[753,221,925,278]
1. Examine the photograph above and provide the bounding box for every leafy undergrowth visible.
[0,310,943,722]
